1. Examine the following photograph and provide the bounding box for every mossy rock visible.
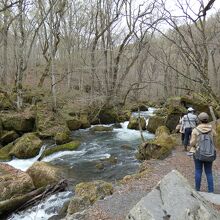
[1,112,35,132]
[118,110,131,122]
[39,140,81,160]
[9,133,42,159]
[90,125,113,132]
[67,196,91,215]
[130,104,148,112]
[165,105,186,132]
[0,131,19,146]
[146,116,166,133]
[36,105,70,139]
[127,117,146,130]
[0,164,34,202]
[75,180,113,204]
[54,130,71,145]
[0,142,14,161]
[80,113,90,129]
[154,108,168,117]
[98,108,119,124]
[27,161,63,188]
[66,118,82,130]
[0,92,14,110]
[136,126,176,160]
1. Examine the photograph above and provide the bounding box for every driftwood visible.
[0,179,68,217]
[15,179,68,212]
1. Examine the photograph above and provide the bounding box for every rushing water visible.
[7,108,156,220]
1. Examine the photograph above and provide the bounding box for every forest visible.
[0,0,219,110]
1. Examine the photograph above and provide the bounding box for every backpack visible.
[194,129,216,162]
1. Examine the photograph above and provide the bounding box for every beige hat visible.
[198,112,209,121]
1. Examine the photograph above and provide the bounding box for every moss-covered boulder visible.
[127,117,146,130]
[130,104,148,112]
[9,133,42,159]
[75,180,113,204]
[118,110,131,122]
[54,130,71,145]
[90,125,113,132]
[36,105,70,143]
[0,142,14,161]
[0,131,19,146]
[0,92,14,110]
[136,126,176,160]
[0,163,34,202]
[67,196,91,215]
[66,118,82,130]
[80,113,90,129]
[26,161,64,188]
[97,108,119,124]
[146,115,166,133]
[39,140,81,160]
[165,105,186,132]
[1,111,35,132]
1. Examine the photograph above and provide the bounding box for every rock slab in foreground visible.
[126,170,220,220]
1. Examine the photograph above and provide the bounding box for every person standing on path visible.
[181,107,198,151]
[189,112,217,193]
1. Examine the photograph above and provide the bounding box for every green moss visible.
[98,108,119,124]
[39,140,81,160]
[0,92,13,110]
[9,133,42,159]
[127,117,146,130]
[0,142,14,161]
[146,116,166,133]
[54,130,71,145]
[75,180,113,204]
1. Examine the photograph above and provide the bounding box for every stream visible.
[6,108,156,220]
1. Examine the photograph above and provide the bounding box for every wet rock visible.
[27,161,64,188]
[36,105,70,142]
[90,125,113,132]
[39,140,81,160]
[112,123,122,128]
[75,180,113,204]
[136,126,176,160]
[95,162,105,170]
[0,163,34,202]
[67,196,91,215]
[117,110,132,122]
[0,130,19,146]
[54,130,71,145]
[66,118,82,130]
[97,107,119,124]
[9,133,42,159]
[0,142,14,161]
[121,144,133,150]
[1,111,35,132]
[126,170,220,220]
[146,115,166,133]
[127,117,146,130]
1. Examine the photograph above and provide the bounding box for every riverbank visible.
[85,145,220,220]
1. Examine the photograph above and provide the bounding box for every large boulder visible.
[146,115,166,133]
[136,126,176,160]
[0,130,19,146]
[67,196,91,215]
[1,111,35,133]
[26,161,64,188]
[75,180,113,204]
[0,142,14,161]
[39,140,81,160]
[80,113,90,129]
[165,105,186,132]
[36,105,70,143]
[127,117,146,130]
[0,92,14,110]
[0,163,34,202]
[126,170,220,220]
[9,133,42,159]
[97,108,119,124]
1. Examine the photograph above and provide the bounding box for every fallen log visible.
[0,179,68,217]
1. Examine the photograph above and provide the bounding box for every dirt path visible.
[86,146,220,220]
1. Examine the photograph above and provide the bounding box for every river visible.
[6,108,156,220]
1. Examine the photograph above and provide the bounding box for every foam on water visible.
[8,191,73,220]
[5,145,47,171]
[42,149,87,162]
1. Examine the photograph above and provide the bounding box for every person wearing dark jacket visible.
[189,112,217,193]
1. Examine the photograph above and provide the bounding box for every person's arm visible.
[212,129,217,147]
